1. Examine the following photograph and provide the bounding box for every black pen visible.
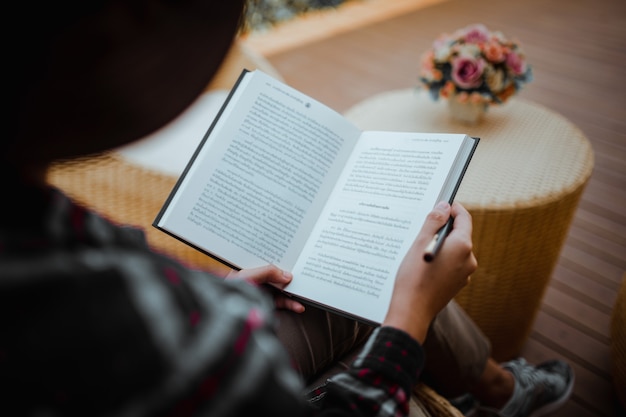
[423,216,454,262]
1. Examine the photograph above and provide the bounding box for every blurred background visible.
[244,0,349,31]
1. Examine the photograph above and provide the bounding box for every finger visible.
[447,203,478,274]
[274,296,306,313]
[227,265,293,287]
[413,201,452,254]
[421,201,452,237]
[450,202,472,240]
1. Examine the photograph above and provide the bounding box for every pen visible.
[423,216,454,262]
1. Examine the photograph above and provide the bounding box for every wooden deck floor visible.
[243,0,626,416]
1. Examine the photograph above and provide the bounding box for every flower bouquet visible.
[418,24,533,123]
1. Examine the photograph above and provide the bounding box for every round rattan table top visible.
[343,89,594,211]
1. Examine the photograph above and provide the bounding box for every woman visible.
[1,1,572,416]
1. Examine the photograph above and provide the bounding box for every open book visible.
[154,69,479,325]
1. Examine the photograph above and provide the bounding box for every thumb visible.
[227,265,292,287]
[421,201,452,236]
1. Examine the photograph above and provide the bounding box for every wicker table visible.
[343,89,594,361]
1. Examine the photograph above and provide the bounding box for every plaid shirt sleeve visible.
[307,327,424,417]
[0,187,425,417]
[0,246,310,416]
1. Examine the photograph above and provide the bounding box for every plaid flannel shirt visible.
[0,184,424,417]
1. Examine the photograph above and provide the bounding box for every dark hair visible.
[6,0,247,165]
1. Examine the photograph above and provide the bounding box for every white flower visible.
[456,43,482,59]
[485,67,504,92]
[434,44,453,62]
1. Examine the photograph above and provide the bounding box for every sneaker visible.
[480,358,575,417]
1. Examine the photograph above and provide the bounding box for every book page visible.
[156,70,360,269]
[288,132,470,324]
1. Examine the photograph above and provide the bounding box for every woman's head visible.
[6,0,246,166]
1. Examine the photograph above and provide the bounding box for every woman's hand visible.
[383,201,477,344]
[226,265,306,313]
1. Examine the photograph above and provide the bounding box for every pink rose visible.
[451,56,486,89]
[506,51,526,75]
[462,24,491,44]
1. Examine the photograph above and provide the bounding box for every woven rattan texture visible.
[343,90,595,210]
[412,383,464,417]
[455,183,588,361]
[47,153,231,276]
